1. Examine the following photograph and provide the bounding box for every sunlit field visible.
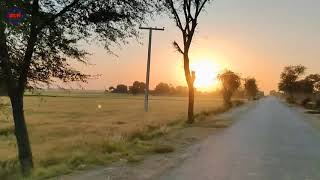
[0,91,233,179]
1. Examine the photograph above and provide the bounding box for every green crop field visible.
[0,91,230,179]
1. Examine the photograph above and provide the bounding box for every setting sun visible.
[190,59,221,92]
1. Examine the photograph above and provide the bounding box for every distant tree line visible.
[108,71,262,107]
[107,81,189,96]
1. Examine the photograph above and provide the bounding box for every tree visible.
[174,86,188,96]
[244,78,258,100]
[305,74,320,92]
[278,65,306,97]
[114,84,128,94]
[315,83,320,93]
[218,70,241,107]
[153,82,172,95]
[164,0,212,123]
[129,81,146,95]
[294,74,320,95]
[0,0,158,175]
[295,79,314,94]
[109,86,115,92]
[109,84,128,93]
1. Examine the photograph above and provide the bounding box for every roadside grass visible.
[0,93,244,180]
[195,100,244,122]
[287,97,320,114]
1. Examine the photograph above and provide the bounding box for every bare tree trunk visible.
[223,90,232,108]
[187,83,195,123]
[184,53,195,124]
[9,91,33,176]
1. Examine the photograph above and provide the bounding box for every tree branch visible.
[167,0,184,31]
[196,0,210,18]
[0,8,14,93]
[37,0,81,31]
[18,0,82,91]
[19,0,41,92]
[173,41,184,54]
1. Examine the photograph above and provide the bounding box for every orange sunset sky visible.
[70,0,319,93]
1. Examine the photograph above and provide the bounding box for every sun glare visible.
[190,59,221,92]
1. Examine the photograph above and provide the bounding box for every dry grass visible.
[0,91,237,179]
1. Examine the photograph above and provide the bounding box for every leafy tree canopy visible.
[218,70,241,106]
[1,0,159,88]
[279,65,320,95]
[218,70,241,93]
[244,78,258,98]
[129,81,145,95]
[154,82,172,95]
[110,84,128,93]
[278,65,306,95]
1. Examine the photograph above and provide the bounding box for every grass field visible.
[0,91,235,179]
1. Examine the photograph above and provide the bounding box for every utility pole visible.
[139,26,164,112]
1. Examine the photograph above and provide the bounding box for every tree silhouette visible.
[305,74,320,92]
[0,0,158,175]
[278,65,306,98]
[278,65,320,104]
[109,86,115,92]
[244,78,258,100]
[129,81,146,95]
[174,86,188,96]
[114,84,128,94]
[154,82,172,95]
[164,0,212,123]
[218,70,241,107]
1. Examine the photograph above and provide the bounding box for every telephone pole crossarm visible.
[139,27,165,31]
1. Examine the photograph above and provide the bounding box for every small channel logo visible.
[4,7,26,26]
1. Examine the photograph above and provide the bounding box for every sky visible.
[72,0,320,93]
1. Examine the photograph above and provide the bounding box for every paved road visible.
[158,97,320,180]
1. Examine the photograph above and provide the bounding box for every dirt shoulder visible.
[55,101,256,180]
